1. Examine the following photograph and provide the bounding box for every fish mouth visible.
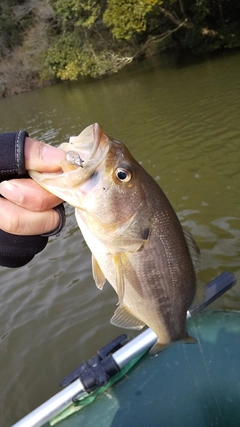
[29,123,109,207]
[67,123,109,170]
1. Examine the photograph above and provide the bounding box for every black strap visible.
[42,203,66,237]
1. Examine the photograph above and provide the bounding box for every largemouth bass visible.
[30,123,203,355]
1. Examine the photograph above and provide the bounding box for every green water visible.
[0,51,240,426]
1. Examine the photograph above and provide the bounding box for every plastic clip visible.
[60,334,127,394]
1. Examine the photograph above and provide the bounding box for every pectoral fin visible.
[111,305,145,330]
[92,255,106,290]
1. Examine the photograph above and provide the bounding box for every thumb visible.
[24,137,66,172]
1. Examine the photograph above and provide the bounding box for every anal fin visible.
[149,341,170,356]
[111,305,145,330]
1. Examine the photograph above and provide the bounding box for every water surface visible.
[0,51,240,426]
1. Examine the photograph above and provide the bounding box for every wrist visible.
[0,130,29,181]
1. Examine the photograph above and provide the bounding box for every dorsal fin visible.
[182,227,201,272]
[190,278,206,308]
[182,227,205,307]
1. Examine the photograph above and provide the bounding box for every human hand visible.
[0,137,66,235]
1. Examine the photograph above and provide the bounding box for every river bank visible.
[1,0,240,99]
[2,46,240,99]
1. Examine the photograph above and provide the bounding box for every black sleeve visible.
[0,130,29,181]
[0,131,65,268]
[0,232,48,268]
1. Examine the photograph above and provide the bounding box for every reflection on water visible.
[0,51,240,426]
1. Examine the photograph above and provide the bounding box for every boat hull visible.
[56,310,240,427]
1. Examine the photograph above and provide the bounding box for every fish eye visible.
[115,167,132,182]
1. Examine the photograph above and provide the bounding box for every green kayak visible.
[12,273,239,427]
[55,310,240,427]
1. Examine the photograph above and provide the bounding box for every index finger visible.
[24,137,66,172]
[0,178,63,211]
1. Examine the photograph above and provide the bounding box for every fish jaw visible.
[30,121,151,248]
[29,123,109,208]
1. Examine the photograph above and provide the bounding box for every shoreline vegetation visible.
[1,0,240,98]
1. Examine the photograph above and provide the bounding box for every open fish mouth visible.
[29,123,109,207]
[65,123,109,169]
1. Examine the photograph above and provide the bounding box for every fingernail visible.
[0,181,23,204]
[41,145,65,166]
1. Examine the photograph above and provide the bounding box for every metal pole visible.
[11,379,86,427]
[113,328,157,369]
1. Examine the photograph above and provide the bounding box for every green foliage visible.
[44,0,164,80]
[44,33,82,80]
[1,0,240,96]
[48,0,101,29]
[45,32,132,79]
[45,0,136,80]
[44,0,110,79]
[103,0,161,40]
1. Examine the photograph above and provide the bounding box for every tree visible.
[43,0,240,81]
[103,0,160,40]
[45,0,135,80]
